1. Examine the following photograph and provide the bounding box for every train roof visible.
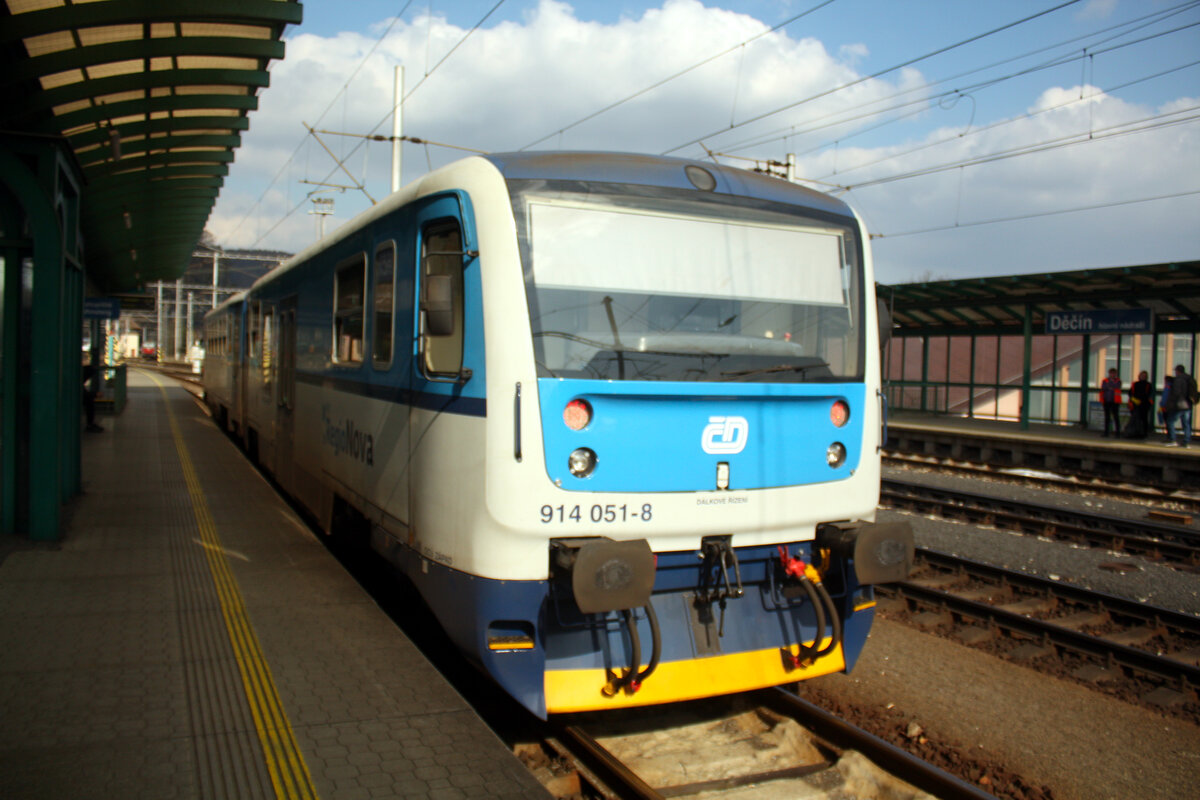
[482,151,853,219]
[205,290,246,318]
[252,151,856,292]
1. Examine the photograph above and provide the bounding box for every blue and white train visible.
[202,152,913,719]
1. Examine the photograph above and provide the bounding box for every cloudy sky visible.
[207,0,1200,284]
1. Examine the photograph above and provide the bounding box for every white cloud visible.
[207,0,1199,287]
[812,87,1200,282]
[209,0,910,250]
[1077,0,1118,22]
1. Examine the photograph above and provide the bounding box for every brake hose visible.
[779,545,843,666]
[812,579,843,658]
[604,603,661,696]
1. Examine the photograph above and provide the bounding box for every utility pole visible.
[155,281,163,362]
[392,65,404,193]
[186,292,194,355]
[174,278,183,359]
[310,196,335,238]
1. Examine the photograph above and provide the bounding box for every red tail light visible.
[831,400,850,428]
[564,399,592,431]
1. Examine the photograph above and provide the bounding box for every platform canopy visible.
[880,261,1200,337]
[0,0,301,292]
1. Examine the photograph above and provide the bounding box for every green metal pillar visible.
[968,336,976,418]
[0,187,20,537]
[1079,334,1091,429]
[1020,305,1033,430]
[920,336,930,412]
[0,135,83,540]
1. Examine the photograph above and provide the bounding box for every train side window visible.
[334,254,367,364]
[249,302,261,358]
[279,306,296,410]
[262,306,274,383]
[420,220,464,377]
[373,241,396,369]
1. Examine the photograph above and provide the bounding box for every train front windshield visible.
[512,182,864,383]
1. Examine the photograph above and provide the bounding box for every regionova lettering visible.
[320,403,375,466]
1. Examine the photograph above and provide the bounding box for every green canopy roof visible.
[882,261,1200,337]
[0,0,301,291]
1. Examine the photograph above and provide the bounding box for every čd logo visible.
[701,416,749,455]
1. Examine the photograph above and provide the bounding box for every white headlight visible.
[826,442,847,468]
[569,448,597,477]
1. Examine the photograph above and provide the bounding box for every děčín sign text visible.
[1044,309,1153,335]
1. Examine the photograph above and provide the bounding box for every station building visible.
[882,263,1200,434]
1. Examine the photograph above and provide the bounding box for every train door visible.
[367,237,413,530]
[232,311,244,434]
[408,195,484,558]
[274,296,297,491]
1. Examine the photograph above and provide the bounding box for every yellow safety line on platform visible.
[149,373,319,800]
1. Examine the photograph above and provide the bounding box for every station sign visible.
[83,297,121,319]
[1044,308,1153,335]
[116,293,155,311]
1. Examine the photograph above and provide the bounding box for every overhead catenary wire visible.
[663,0,1087,155]
[872,189,1200,239]
[229,0,416,241]
[239,0,1196,255]
[714,3,1200,157]
[248,1,508,248]
[810,57,1200,184]
[518,0,839,151]
[833,107,1200,192]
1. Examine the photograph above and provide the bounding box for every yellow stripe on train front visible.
[544,642,845,713]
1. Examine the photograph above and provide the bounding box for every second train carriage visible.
[203,152,913,718]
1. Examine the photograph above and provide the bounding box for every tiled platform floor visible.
[0,370,548,800]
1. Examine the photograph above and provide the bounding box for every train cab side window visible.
[373,242,396,368]
[334,254,367,364]
[420,220,464,377]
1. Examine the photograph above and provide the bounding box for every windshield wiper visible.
[602,295,626,380]
[719,361,830,380]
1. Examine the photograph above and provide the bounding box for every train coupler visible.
[551,538,655,613]
[815,521,914,585]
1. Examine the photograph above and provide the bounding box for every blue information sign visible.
[1044,309,1153,335]
[83,297,121,320]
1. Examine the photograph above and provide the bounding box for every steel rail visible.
[915,548,1200,636]
[884,451,1200,513]
[886,549,1200,689]
[882,478,1200,562]
[762,689,998,800]
[556,725,664,800]
[555,692,996,800]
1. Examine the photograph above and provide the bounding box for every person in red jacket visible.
[1099,368,1122,437]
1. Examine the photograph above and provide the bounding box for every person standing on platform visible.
[1159,375,1174,440]
[1164,364,1198,447]
[1128,370,1152,439]
[1099,368,1122,437]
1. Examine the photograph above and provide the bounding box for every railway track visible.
[883,548,1200,712]
[884,451,1200,515]
[129,362,204,399]
[517,690,999,800]
[881,476,1200,568]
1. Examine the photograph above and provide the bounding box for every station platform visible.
[888,410,1199,487]
[0,370,549,800]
